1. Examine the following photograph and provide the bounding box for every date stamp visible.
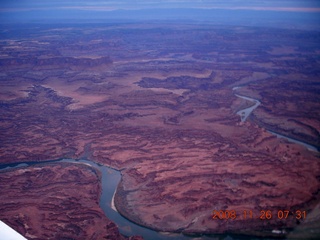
[212,209,306,220]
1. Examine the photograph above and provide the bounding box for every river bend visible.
[233,87,318,152]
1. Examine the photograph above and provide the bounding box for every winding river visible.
[232,87,261,122]
[232,86,318,152]
[0,87,316,240]
[0,159,244,240]
[0,160,186,240]
[235,94,261,122]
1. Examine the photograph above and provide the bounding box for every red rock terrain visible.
[0,23,319,239]
[0,163,141,240]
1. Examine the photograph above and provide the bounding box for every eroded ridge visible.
[0,163,142,240]
[0,23,319,238]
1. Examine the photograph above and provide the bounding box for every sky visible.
[0,0,319,28]
[2,0,320,12]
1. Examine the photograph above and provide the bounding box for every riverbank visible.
[0,160,129,240]
[233,87,319,152]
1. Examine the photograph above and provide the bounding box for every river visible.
[232,87,318,152]
[1,159,255,240]
[232,86,261,122]
[2,86,311,239]
[235,94,261,122]
[0,88,316,239]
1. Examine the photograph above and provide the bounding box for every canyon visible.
[0,22,319,239]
